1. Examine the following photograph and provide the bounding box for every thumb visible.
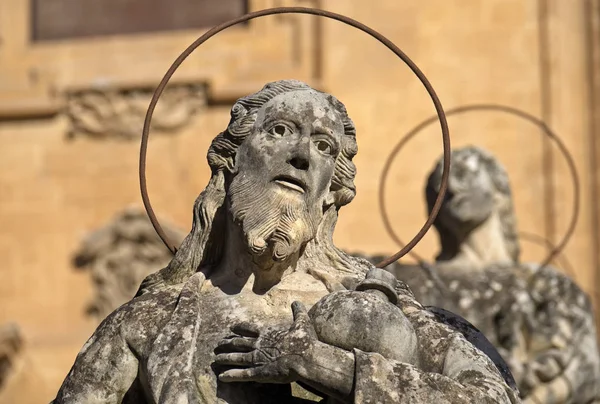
[290,301,314,334]
[291,301,308,320]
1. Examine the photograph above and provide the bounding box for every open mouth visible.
[273,175,306,194]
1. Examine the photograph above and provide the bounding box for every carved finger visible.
[214,352,256,366]
[215,337,256,353]
[218,365,283,384]
[230,322,261,338]
[533,357,562,382]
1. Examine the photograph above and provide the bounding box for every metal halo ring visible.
[378,103,580,268]
[139,6,451,267]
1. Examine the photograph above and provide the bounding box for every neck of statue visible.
[436,210,514,271]
[208,214,305,294]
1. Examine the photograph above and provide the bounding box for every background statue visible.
[0,324,21,391]
[365,145,600,404]
[73,207,186,320]
[53,81,519,403]
[0,323,51,404]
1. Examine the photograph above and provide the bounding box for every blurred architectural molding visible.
[0,0,323,131]
[65,83,207,140]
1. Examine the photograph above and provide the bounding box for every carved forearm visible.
[353,349,519,403]
[297,341,356,403]
[299,341,520,404]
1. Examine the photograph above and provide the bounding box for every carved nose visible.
[287,138,311,171]
[288,155,309,171]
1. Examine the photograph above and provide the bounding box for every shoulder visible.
[521,262,593,309]
[92,280,185,355]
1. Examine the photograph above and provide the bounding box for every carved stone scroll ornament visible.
[65,84,207,140]
[73,207,186,320]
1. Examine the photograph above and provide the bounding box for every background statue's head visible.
[148,80,366,288]
[425,146,520,262]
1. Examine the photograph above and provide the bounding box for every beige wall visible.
[1,0,599,401]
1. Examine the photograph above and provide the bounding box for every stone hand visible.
[214,301,318,384]
[521,349,567,394]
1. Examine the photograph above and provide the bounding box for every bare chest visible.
[189,273,331,403]
[199,272,330,333]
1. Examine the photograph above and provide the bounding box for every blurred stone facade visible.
[1,0,600,402]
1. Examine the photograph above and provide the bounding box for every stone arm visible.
[294,326,520,403]
[516,264,600,403]
[52,308,139,404]
[353,339,520,403]
[304,291,521,403]
[217,301,520,403]
[342,303,522,404]
[291,341,521,404]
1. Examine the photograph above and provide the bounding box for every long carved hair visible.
[138,80,371,294]
[425,146,520,263]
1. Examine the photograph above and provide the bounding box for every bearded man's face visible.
[228,90,344,262]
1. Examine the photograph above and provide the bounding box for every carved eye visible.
[268,124,292,137]
[314,139,333,155]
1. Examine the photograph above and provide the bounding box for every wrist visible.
[294,341,326,380]
[295,341,355,400]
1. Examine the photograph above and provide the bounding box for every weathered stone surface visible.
[359,146,600,404]
[309,268,419,366]
[53,81,520,403]
[73,206,186,320]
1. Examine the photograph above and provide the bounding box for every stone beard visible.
[228,169,320,262]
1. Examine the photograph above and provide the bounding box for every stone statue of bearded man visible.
[53,81,520,404]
